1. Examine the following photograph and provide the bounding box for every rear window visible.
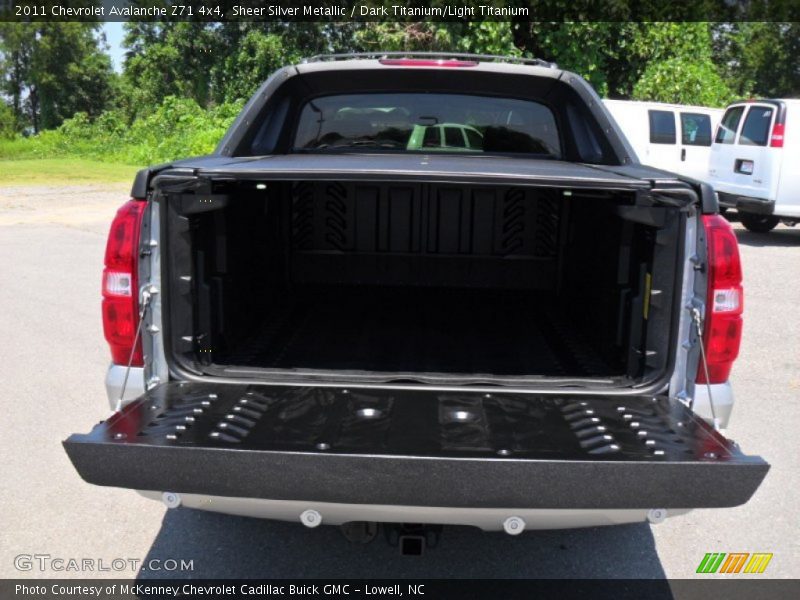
[739,106,774,146]
[293,93,561,157]
[715,106,744,144]
[648,110,676,144]
[680,113,712,146]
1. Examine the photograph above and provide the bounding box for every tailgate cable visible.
[115,288,154,413]
[691,307,720,431]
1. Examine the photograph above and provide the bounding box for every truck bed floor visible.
[220,287,619,377]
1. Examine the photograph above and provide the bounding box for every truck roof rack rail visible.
[302,52,557,68]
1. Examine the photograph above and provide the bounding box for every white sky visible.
[102,22,126,73]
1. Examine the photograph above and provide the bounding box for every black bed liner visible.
[64,383,768,509]
[162,169,686,389]
[217,289,618,380]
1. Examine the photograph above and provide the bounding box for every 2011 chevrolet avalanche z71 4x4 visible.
[64,54,768,538]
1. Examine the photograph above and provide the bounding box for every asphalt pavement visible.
[0,185,797,579]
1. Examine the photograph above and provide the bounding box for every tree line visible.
[1,21,798,139]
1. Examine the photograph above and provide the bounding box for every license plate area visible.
[735,159,754,175]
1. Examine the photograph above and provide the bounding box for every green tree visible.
[632,58,737,106]
[0,101,16,139]
[350,22,518,57]
[453,22,520,55]
[216,30,288,103]
[32,23,116,130]
[629,23,737,106]
[713,22,800,98]
[123,22,217,114]
[122,21,345,108]
[352,23,452,51]
[0,23,114,132]
[0,23,35,132]
[210,22,360,103]
[521,22,626,95]
[510,22,736,106]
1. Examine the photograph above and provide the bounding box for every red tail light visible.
[102,199,147,365]
[697,215,743,384]
[770,122,785,148]
[379,58,478,67]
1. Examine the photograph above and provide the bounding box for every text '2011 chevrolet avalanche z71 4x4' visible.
[64,53,767,544]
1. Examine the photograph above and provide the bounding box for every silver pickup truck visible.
[64,54,767,548]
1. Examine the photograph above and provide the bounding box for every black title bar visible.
[2,0,800,22]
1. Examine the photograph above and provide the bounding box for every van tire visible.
[740,212,779,233]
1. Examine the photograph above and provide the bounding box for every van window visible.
[444,126,465,148]
[648,110,676,144]
[680,113,712,146]
[423,127,440,148]
[465,128,483,149]
[739,106,774,146]
[715,106,744,144]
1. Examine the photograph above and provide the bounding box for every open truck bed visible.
[157,156,687,389]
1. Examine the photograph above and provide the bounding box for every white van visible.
[709,99,800,232]
[604,100,722,183]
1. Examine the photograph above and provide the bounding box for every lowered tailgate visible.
[64,383,767,509]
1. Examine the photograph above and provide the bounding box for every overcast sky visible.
[102,22,126,72]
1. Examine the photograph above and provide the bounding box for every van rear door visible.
[710,104,745,189]
[710,103,782,202]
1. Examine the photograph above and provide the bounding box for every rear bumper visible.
[64,383,768,511]
[137,491,691,530]
[717,192,775,215]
